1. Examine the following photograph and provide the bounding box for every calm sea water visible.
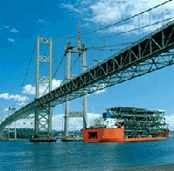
[0,137,174,171]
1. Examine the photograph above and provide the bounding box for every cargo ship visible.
[82,107,169,143]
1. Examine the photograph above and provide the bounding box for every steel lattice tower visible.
[0,107,3,124]
[0,107,3,140]
[8,107,16,140]
[35,36,52,135]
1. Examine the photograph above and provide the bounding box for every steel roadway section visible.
[1,19,174,133]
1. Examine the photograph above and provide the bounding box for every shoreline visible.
[112,163,174,171]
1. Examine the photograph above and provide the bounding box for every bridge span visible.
[1,19,174,139]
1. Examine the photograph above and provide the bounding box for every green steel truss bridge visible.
[1,19,174,139]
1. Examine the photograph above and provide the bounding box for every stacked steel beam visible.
[105,107,169,138]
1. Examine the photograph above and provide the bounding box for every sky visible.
[1,0,174,131]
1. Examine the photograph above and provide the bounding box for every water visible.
[1,137,174,171]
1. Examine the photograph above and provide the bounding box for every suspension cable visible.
[81,17,174,42]
[21,43,49,107]
[13,44,36,108]
[42,52,67,95]
[53,0,172,41]
[61,53,82,85]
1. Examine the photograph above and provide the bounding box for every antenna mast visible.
[78,22,81,49]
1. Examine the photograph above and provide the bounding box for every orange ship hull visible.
[82,128,125,142]
[82,128,167,143]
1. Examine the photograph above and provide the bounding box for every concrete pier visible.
[30,135,57,142]
[61,136,84,142]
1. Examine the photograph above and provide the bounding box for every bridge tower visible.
[78,22,87,130]
[7,106,17,140]
[31,36,54,141]
[63,41,88,138]
[0,107,3,140]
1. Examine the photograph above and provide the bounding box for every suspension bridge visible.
[1,1,174,141]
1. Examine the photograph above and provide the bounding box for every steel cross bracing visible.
[107,107,168,138]
[69,111,83,117]
[1,19,174,132]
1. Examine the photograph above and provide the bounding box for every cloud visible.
[37,19,51,24]
[81,23,91,28]
[0,93,10,99]
[4,108,9,112]
[81,0,92,5]
[17,102,27,106]
[38,19,45,23]
[2,25,9,29]
[95,89,106,94]
[22,84,35,95]
[39,79,62,96]
[10,95,28,101]
[0,93,29,102]
[22,79,62,96]
[8,38,15,43]
[52,79,62,90]
[88,0,174,33]
[60,3,81,13]
[10,28,19,33]
[93,83,107,94]
[58,0,174,34]
[165,114,174,131]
